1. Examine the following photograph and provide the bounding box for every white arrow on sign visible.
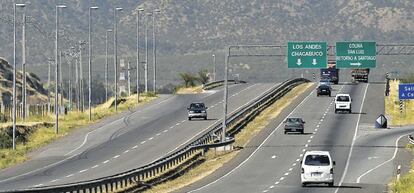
[312,59,317,65]
[297,58,302,65]
[350,62,362,66]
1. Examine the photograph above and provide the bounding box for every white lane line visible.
[163,129,168,132]
[123,150,130,154]
[296,159,300,162]
[140,141,146,144]
[271,155,277,159]
[289,168,293,171]
[302,149,306,152]
[310,136,314,139]
[133,145,139,149]
[320,119,324,122]
[284,172,289,176]
[280,177,285,181]
[356,134,406,183]
[34,184,43,187]
[181,120,186,123]
[50,179,59,183]
[307,140,311,143]
[316,125,320,128]
[263,190,268,193]
[92,165,99,169]
[305,144,309,147]
[65,174,74,178]
[156,133,161,136]
[113,155,120,159]
[270,185,274,189]
[102,160,109,164]
[79,169,87,173]
[315,128,318,132]
[169,126,174,129]
[148,137,154,141]
[275,182,280,185]
[175,123,180,126]
[292,163,297,166]
[300,154,303,157]
[188,84,314,193]
[335,83,369,193]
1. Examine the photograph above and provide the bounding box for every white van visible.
[301,151,335,187]
[334,94,352,113]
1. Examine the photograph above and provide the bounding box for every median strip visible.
[142,83,313,193]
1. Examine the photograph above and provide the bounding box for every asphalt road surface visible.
[0,83,279,190]
[186,82,413,193]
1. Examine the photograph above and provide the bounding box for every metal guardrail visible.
[1,78,309,193]
[409,135,414,145]
[202,79,247,90]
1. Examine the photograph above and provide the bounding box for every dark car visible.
[284,117,305,134]
[317,85,331,97]
[187,102,208,120]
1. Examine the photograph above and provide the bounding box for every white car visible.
[301,151,335,187]
[334,94,352,113]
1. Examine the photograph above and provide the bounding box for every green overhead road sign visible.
[287,42,327,68]
[336,41,376,68]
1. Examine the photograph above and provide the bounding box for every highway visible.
[185,83,413,193]
[0,83,278,190]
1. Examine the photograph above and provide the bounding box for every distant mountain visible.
[0,0,412,84]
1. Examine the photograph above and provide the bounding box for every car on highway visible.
[284,117,305,134]
[301,151,335,187]
[334,94,352,113]
[319,79,332,89]
[317,84,331,97]
[187,102,208,120]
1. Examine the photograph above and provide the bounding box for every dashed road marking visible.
[156,133,161,136]
[92,165,99,169]
[103,160,109,164]
[124,150,130,154]
[148,137,154,141]
[66,174,74,178]
[305,144,309,147]
[271,155,277,159]
[310,136,314,139]
[275,182,280,185]
[307,140,311,143]
[113,155,120,159]
[79,169,87,173]
[280,177,285,181]
[292,163,297,166]
[50,179,59,183]
[133,145,139,149]
[164,130,168,132]
[270,185,274,189]
[289,168,293,171]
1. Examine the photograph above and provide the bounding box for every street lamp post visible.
[136,8,144,103]
[105,29,112,102]
[13,3,26,149]
[114,7,123,111]
[55,4,66,134]
[152,9,160,93]
[79,40,86,112]
[21,4,27,120]
[212,54,216,81]
[144,12,151,93]
[88,6,99,121]
[222,51,229,142]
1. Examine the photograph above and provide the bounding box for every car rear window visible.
[336,96,350,102]
[287,118,301,123]
[304,155,330,166]
[190,103,205,108]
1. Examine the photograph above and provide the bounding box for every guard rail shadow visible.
[1,78,309,193]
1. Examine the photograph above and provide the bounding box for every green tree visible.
[179,72,198,87]
[197,69,209,84]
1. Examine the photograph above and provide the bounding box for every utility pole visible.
[88,6,99,121]
[136,8,144,103]
[21,5,27,120]
[152,9,160,93]
[105,29,112,102]
[55,4,66,134]
[79,41,86,112]
[75,51,79,110]
[47,58,52,114]
[59,51,63,111]
[114,7,123,111]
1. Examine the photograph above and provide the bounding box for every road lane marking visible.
[275,182,279,185]
[270,185,274,189]
[34,184,43,187]
[356,134,406,183]
[113,155,120,159]
[164,129,168,132]
[302,149,306,152]
[307,140,311,143]
[305,144,308,147]
[133,145,139,149]
[169,126,174,129]
[289,168,293,171]
[140,141,146,144]
[124,150,130,154]
[181,120,186,123]
[316,125,320,128]
[271,155,277,159]
[296,159,300,162]
[79,169,87,173]
[148,137,154,141]
[284,172,289,176]
[292,163,297,166]
[263,190,268,193]
[176,123,180,126]
[335,83,369,193]
[92,165,99,169]
[280,177,285,181]
[310,136,314,139]
[65,174,74,178]
[50,179,59,183]
[156,133,161,136]
[102,160,109,164]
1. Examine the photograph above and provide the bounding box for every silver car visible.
[187,102,208,120]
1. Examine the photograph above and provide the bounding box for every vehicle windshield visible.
[336,96,350,102]
[286,118,301,123]
[190,103,205,109]
[304,155,330,166]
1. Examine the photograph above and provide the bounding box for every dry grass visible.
[389,144,414,193]
[385,80,414,126]
[0,93,157,170]
[143,83,314,193]
[176,86,204,94]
